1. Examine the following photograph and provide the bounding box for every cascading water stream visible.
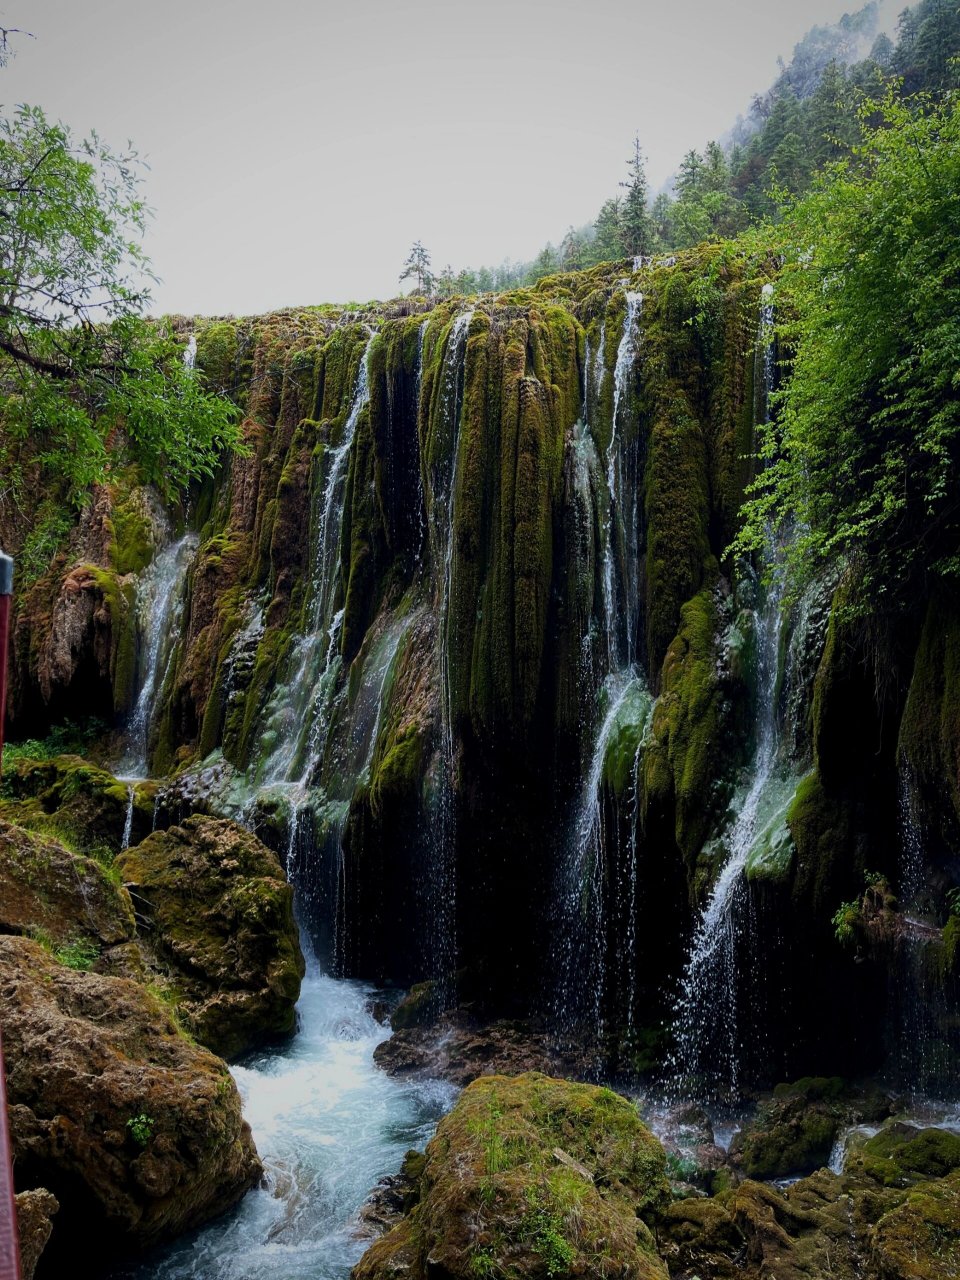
[554,293,648,1050]
[668,558,788,1097]
[117,532,199,780]
[602,291,642,672]
[255,334,376,794]
[668,281,784,1100]
[129,965,455,1280]
[424,308,473,993]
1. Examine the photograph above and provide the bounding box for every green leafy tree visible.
[399,240,433,294]
[737,89,960,615]
[593,196,623,261]
[0,105,242,507]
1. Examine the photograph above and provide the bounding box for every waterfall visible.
[669,560,788,1098]
[255,334,376,792]
[426,307,474,996]
[121,783,135,850]
[602,291,643,672]
[891,771,946,1093]
[554,292,648,1055]
[668,283,791,1100]
[183,333,197,370]
[118,532,199,780]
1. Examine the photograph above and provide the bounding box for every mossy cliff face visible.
[5,250,958,1087]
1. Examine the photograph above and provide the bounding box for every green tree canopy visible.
[0,104,242,507]
[737,87,960,615]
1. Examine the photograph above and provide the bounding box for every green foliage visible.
[0,104,244,509]
[126,1113,155,1148]
[1,719,106,770]
[15,502,74,587]
[832,899,861,945]
[737,88,960,616]
[54,938,100,971]
[521,1192,575,1277]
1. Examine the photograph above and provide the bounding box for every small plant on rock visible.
[127,1113,155,1148]
[55,938,100,971]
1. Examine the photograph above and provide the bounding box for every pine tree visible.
[399,241,433,294]
[618,136,654,257]
[593,197,623,262]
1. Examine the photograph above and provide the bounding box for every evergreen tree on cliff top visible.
[618,135,655,258]
[399,241,433,294]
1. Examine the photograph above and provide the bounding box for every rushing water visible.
[118,533,199,780]
[129,961,454,1280]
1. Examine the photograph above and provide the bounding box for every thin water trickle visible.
[668,284,788,1100]
[554,292,648,1051]
[121,784,135,851]
[668,560,789,1098]
[602,291,642,672]
[118,533,199,780]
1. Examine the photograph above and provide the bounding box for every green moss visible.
[602,679,655,797]
[872,1170,960,1279]
[642,587,726,864]
[857,1125,960,1187]
[786,771,857,913]
[899,592,960,834]
[354,1072,669,1280]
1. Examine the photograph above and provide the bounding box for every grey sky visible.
[6,0,892,315]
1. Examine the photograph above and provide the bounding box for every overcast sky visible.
[5,0,894,315]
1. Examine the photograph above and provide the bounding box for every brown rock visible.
[116,816,305,1059]
[0,819,135,950]
[0,935,261,1266]
[14,1189,58,1280]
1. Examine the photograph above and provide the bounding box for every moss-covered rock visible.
[116,816,304,1059]
[0,818,134,958]
[853,1124,960,1188]
[731,1078,887,1181]
[0,935,260,1266]
[352,1072,669,1280]
[0,754,153,851]
[870,1169,960,1279]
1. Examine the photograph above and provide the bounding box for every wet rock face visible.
[116,815,305,1059]
[352,1072,669,1280]
[730,1077,892,1180]
[660,1121,960,1280]
[0,936,261,1269]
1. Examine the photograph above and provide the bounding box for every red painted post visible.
[0,550,20,1280]
[0,1031,20,1280]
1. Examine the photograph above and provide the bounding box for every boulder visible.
[730,1077,891,1180]
[14,1189,58,1280]
[116,815,304,1059]
[871,1169,960,1278]
[352,1071,669,1280]
[0,819,134,956]
[0,935,260,1268]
